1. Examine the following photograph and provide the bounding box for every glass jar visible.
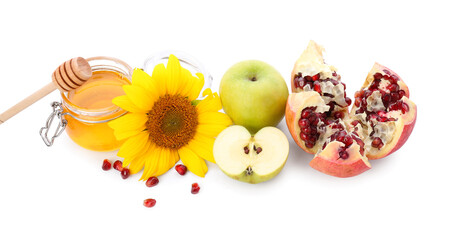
[58,56,133,151]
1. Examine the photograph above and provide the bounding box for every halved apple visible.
[213,125,289,184]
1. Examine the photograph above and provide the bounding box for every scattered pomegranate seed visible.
[175,164,187,175]
[146,176,159,187]
[121,168,130,179]
[143,198,156,208]
[113,160,123,171]
[102,159,111,171]
[191,183,200,194]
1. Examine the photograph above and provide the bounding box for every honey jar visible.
[40,56,133,151]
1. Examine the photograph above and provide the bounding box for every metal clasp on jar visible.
[39,101,67,146]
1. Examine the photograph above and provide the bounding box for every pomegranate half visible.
[285,40,416,178]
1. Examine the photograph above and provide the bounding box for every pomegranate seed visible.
[143,198,156,208]
[312,73,320,81]
[191,183,200,194]
[388,83,399,92]
[351,120,360,126]
[301,109,310,118]
[398,90,406,99]
[175,164,187,175]
[305,141,315,148]
[102,159,111,171]
[113,160,123,171]
[373,73,383,80]
[389,75,398,84]
[300,132,308,141]
[146,176,159,187]
[382,93,391,105]
[371,138,383,148]
[383,74,390,80]
[345,97,352,106]
[121,168,130,179]
[313,82,322,93]
[390,92,399,102]
[333,111,344,119]
[299,119,308,128]
[354,98,361,107]
[341,82,346,90]
[332,72,337,77]
[343,135,353,147]
[339,150,349,160]
[298,79,306,88]
[402,102,409,113]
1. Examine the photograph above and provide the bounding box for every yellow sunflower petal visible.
[195,124,229,138]
[117,131,150,158]
[108,113,147,132]
[123,85,155,111]
[139,145,159,181]
[198,112,232,125]
[165,54,181,95]
[188,73,205,100]
[131,68,156,94]
[177,70,205,101]
[152,63,167,96]
[153,148,175,176]
[108,113,147,140]
[187,133,216,163]
[112,127,145,141]
[176,68,193,96]
[128,154,146,175]
[196,89,223,113]
[178,146,207,177]
[122,156,134,168]
[112,95,145,113]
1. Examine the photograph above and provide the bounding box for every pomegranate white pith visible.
[285,41,417,177]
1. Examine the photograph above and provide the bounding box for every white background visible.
[0,0,458,239]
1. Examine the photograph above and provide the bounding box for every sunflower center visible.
[146,94,198,149]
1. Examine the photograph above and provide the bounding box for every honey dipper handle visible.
[0,82,57,125]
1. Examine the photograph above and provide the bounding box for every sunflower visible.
[108,55,232,179]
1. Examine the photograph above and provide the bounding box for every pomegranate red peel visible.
[310,141,371,178]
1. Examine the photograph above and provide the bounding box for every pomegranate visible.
[285,41,416,178]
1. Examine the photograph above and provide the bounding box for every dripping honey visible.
[62,70,131,151]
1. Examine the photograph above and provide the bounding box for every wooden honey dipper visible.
[0,57,92,125]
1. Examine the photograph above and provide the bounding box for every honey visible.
[61,57,132,151]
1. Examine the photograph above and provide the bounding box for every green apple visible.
[219,60,289,134]
[213,125,289,184]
